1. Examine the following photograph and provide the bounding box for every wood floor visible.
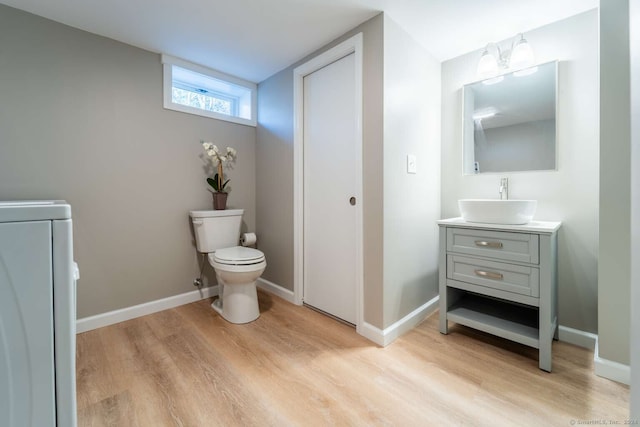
[77,291,629,426]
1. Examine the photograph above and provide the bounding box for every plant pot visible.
[212,192,228,210]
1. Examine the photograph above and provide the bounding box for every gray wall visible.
[630,0,640,415]
[599,0,631,365]
[441,10,599,332]
[382,16,441,327]
[0,5,257,318]
[254,68,295,293]
[257,14,385,327]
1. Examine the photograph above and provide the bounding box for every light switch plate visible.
[407,154,417,174]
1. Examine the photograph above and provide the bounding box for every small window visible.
[161,55,256,127]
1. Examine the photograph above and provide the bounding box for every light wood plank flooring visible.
[77,291,629,426]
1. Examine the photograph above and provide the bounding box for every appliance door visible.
[0,221,56,427]
[53,218,77,427]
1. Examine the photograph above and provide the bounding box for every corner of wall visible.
[598,0,631,367]
[595,337,631,385]
[380,15,441,328]
[630,0,640,417]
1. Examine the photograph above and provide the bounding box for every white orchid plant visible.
[201,141,237,193]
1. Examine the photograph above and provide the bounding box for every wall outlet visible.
[407,154,417,174]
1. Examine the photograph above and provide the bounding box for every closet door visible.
[303,52,357,324]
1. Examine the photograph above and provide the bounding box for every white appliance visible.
[0,201,78,427]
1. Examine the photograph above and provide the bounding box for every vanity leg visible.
[438,226,448,334]
[538,233,556,372]
[539,311,553,371]
[438,279,449,334]
[439,304,448,334]
[539,338,552,372]
[538,300,553,371]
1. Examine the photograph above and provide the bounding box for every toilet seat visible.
[210,246,265,266]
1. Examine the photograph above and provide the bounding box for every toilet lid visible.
[213,246,265,265]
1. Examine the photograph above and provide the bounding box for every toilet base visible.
[211,281,260,324]
[211,298,224,314]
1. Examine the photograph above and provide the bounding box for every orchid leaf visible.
[206,177,218,191]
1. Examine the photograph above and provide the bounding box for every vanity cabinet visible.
[437,218,561,372]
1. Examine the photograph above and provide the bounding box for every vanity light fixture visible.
[473,108,498,130]
[476,33,535,79]
[472,109,497,121]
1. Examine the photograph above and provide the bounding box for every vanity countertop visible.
[437,217,561,233]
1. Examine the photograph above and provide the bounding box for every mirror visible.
[463,61,557,174]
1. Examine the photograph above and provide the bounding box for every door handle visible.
[349,197,356,206]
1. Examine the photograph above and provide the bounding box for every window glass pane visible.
[171,65,250,119]
[171,87,232,116]
[161,55,256,126]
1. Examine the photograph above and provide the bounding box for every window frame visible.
[161,54,257,127]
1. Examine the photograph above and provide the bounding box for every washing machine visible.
[0,201,78,427]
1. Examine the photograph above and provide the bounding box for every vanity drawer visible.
[447,228,539,264]
[447,255,540,297]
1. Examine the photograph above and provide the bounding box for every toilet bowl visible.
[209,246,266,324]
[189,209,267,324]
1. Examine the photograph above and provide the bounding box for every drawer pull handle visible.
[474,270,504,280]
[474,240,503,249]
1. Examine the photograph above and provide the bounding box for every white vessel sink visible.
[458,199,537,225]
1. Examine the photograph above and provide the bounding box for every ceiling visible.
[0,0,597,83]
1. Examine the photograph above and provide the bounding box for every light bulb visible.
[472,109,497,120]
[477,48,498,78]
[510,34,535,70]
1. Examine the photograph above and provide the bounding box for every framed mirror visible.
[462,61,557,174]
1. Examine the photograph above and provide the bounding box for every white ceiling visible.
[0,0,597,83]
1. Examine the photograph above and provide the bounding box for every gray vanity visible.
[437,217,561,372]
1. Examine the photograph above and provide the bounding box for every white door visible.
[303,53,357,324]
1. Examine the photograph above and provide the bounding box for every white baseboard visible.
[594,337,631,385]
[358,322,385,346]
[257,277,295,304]
[557,327,629,385]
[358,295,440,347]
[558,325,597,350]
[78,278,294,334]
[76,285,219,333]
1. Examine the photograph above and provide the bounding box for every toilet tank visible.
[189,209,244,253]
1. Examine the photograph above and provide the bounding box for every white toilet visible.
[189,209,266,324]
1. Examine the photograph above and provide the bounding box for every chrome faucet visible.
[499,178,509,200]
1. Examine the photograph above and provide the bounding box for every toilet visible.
[189,209,266,324]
